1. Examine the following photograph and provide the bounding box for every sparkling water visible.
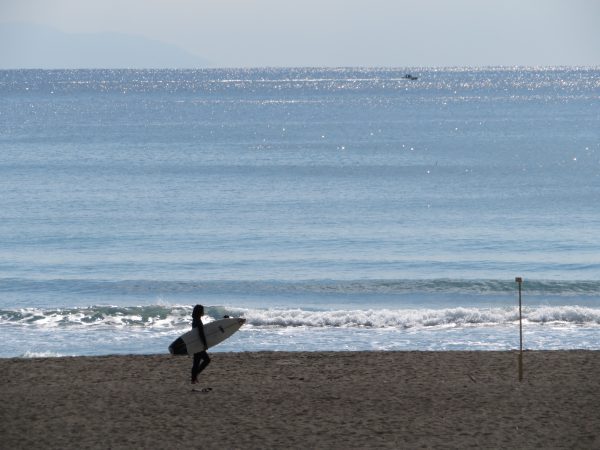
[1,67,599,356]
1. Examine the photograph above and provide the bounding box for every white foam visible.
[3,305,600,331]
[21,350,66,358]
[528,305,600,324]
[236,305,600,329]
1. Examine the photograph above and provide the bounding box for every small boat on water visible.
[403,74,418,80]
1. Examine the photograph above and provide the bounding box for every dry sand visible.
[1,351,599,449]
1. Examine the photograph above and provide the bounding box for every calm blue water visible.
[1,67,599,357]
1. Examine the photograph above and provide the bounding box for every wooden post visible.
[515,277,523,381]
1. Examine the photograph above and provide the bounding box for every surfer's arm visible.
[197,320,208,349]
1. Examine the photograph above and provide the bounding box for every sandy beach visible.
[1,351,599,449]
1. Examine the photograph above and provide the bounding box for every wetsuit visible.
[191,317,211,382]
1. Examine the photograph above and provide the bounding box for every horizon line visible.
[1,65,599,71]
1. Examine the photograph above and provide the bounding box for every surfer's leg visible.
[191,352,202,382]
[197,351,211,374]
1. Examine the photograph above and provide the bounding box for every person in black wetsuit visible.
[191,304,211,384]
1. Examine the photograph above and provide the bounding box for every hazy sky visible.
[1,0,599,67]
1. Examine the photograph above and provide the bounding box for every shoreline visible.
[2,351,599,448]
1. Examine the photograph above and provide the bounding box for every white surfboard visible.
[168,317,245,355]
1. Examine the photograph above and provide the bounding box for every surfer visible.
[191,304,211,384]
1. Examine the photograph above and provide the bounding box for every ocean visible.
[1,67,599,357]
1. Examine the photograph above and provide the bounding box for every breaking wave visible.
[2,304,600,330]
[239,306,600,328]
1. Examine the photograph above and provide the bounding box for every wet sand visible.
[1,351,599,449]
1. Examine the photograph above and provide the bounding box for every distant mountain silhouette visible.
[0,23,209,69]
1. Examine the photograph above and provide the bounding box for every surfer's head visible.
[192,304,204,319]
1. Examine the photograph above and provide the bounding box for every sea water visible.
[1,67,599,357]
